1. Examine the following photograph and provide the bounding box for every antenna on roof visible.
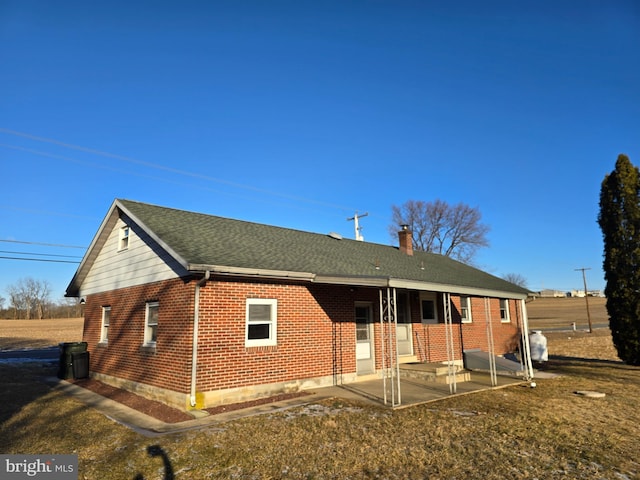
[347,212,368,241]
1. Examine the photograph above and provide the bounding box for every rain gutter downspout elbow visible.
[190,270,210,408]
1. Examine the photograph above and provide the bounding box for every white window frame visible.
[460,296,472,324]
[100,306,111,343]
[144,301,159,346]
[118,225,130,251]
[420,292,438,324]
[500,299,511,323]
[245,298,278,347]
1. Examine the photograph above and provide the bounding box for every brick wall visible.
[83,278,194,394]
[408,294,520,363]
[195,280,356,391]
[83,278,522,401]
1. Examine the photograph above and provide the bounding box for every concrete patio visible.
[329,370,528,408]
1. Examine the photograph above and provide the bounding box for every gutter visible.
[190,270,210,408]
[188,264,315,281]
[314,275,529,300]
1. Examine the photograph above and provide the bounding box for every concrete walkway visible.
[46,371,533,437]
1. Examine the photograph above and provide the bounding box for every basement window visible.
[246,299,277,347]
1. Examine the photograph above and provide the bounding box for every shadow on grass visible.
[547,354,626,367]
[0,363,56,425]
[0,362,178,479]
[134,445,174,480]
[541,355,640,385]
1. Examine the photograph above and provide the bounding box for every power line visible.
[0,250,83,259]
[0,239,86,249]
[0,256,80,264]
[0,129,358,212]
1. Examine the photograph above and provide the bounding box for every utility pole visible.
[575,267,593,333]
[347,212,368,241]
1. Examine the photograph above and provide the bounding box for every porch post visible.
[379,289,387,405]
[380,287,401,406]
[519,299,535,380]
[443,293,457,394]
[484,297,498,386]
[392,287,401,406]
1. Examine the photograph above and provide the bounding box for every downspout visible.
[190,270,210,408]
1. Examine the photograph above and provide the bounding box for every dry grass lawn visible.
[2,303,640,479]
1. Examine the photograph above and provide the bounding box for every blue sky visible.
[1,1,639,302]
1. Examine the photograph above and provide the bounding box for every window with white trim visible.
[246,299,277,347]
[144,301,159,345]
[499,299,510,323]
[460,296,472,323]
[420,292,438,324]
[100,306,111,343]
[118,226,130,251]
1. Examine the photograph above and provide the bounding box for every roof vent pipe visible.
[398,225,413,256]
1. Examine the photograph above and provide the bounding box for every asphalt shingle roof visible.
[117,199,529,298]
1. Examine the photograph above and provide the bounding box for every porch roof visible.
[68,199,530,299]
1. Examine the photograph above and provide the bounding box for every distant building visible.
[567,290,603,298]
[539,289,566,298]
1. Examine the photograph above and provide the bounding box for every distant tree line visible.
[0,277,82,319]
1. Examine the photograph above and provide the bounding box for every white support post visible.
[380,287,401,406]
[392,287,401,406]
[519,299,535,381]
[379,289,387,405]
[443,293,457,394]
[484,297,498,387]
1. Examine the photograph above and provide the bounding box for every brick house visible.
[66,199,533,410]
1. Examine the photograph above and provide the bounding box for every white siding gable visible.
[80,218,188,296]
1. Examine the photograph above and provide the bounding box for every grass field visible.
[0,318,83,350]
[2,300,639,479]
[526,296,608,330]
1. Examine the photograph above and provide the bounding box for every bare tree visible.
[6,277,52,319]
[6,285,24,319]
[390,199,490,264]
[502,273,528,288]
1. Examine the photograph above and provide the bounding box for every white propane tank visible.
[529,330,548,362]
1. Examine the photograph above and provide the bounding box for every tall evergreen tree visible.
[598,154,640,365]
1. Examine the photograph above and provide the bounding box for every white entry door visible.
[355,304,375,374]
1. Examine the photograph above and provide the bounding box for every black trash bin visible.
[57,342,88,379]
[71,351,90,379]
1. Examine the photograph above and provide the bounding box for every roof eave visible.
[313,275,529,298]
[388,279,529,299]
[189,264,316,281]
[65,199,122,297]
[118,200,190,270]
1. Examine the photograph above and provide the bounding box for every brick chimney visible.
[398,224,413,256]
